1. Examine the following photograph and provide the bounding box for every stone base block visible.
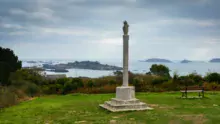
[116,86,135,100]
[100,86,153,112]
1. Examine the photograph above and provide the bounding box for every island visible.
[180,59,192,63]
[48,69,69,73]
[26,61,38,63]
[209,58,220,63]
[43,61,123,70]
[142,58,172,63]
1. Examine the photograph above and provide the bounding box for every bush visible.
[161,80,180,91]
[152,77,169,85]
[71,78,84,88]
[205,72,220,84]
[0,87,18,108]
[56,77,70,85]
[23,82,40,97]
[188,73,203,85]
[203,82,220,91]
[178,75,195,86]
[130,74,155,92]
[63,78,84,94]
[87,80,95,88]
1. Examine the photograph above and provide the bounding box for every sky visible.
[0,0,219,61]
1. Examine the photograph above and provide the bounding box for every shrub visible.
[63,81,73,94]
[203,82,220,91]
[152,77,169,85]
[56,77,70,85]
[161,80,180,91]
[178,75,195,86]
[132,77,142,89]
[188,73,203,85]
[0,87,18,108]
[23,82,40,97]
[205,72,220,84]
[71,78,84,88]
[87,80,95,88]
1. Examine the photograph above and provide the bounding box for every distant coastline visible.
[210,58,220,63]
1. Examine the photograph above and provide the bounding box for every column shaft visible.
[123,35,129,86]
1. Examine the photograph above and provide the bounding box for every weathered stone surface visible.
[116,86,135,100]
[100,86,153,112]
[99,98,153,112]
[123,35,129,86]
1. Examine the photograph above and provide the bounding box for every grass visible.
[0,92,220,124]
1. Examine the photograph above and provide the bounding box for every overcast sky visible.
[0,0,219,61]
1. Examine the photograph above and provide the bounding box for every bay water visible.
[22,60,220,78]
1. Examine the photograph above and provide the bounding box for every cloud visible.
[9,8,59,22]
[0,23,23,29]
[0,0,220,60]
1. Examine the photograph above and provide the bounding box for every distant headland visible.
[210,58,220,63]
[43,61,122,71]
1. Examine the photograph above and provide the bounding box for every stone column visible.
[123,35,129,86]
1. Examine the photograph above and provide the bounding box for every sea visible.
[22,60,220,78]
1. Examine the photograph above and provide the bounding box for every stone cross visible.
[99,21,152,112]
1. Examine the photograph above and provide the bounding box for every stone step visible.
[105,101,146,107]
[100,104,152,112]
[110,98,140,104]
[103,101,148,110]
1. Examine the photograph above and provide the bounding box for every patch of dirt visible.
[18,97,37,102]
[112,114,125,119]
[129,118,135,121]
[112,116,119,119]
[177,114,207,124]
[148,104,175,110]
[148,104,159,108]
[109,120,117,124]
[75,120,87,124]
[159,106,175,109]
[169,120,181,124]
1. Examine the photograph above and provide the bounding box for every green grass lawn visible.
[0,92,220,124]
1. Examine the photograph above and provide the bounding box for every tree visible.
[150,64,170,78]
[0,47,22,85]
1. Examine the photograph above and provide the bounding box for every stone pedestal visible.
[116,86,135,100]
[100,86,152,112]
